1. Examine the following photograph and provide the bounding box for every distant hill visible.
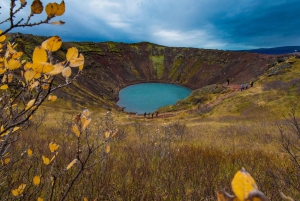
[240,46,300,55]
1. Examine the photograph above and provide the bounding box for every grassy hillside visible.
[27,54,299,199]
[2,33,300,200]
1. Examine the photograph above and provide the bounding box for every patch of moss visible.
[147,44,152,52]
[187,60,202,80]
[169,57,183,79]
[149,55,165,79]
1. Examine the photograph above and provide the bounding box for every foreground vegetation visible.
[1,1,300,200]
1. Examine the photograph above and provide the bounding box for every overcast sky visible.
[0,0,299,50]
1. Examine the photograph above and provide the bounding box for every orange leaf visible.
[55,1,65,16]
[45,2,58,16]
[31,0,43,14]
[20,0,26,6]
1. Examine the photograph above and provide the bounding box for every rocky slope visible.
[12,34,285,110]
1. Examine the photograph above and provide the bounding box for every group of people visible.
[241,81,254,91]
[144,111,159,118]
[226,78,254,91]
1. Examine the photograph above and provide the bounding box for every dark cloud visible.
[0,0,299,50]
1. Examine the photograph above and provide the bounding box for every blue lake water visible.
[117,83,192,114]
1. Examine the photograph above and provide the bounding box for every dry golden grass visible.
[2,56,300,200]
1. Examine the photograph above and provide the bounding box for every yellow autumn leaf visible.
[79,63,84,71]
[47,62,63,75]
[0,125,4,132]
[1,130,8,136]
[231,168,258,201]
[0,35,6,43]
[24,62,33,70]
[41,83,49,90]
[45,3,58,17]
[2,74,7,83]
[43,74,51,80]
[83,198,88,201]
[66,47,78,61]
[48,95,57,102]
[24,70,36,82]
[82,117,91,131]
[29,81,39,91]
[12,52,23,59]
[72,124,81,137]
[105,130,110,138]
[0,65,6,74]
[49,142,59,153]
[32,62,54,74]
[11,183,26,197]
[6,42,16,54]
[3,57,8,68]
[34,72,42,79]
[62,66,71,78]
[81,114,86,125]
[105,145,110,153]
[12,127,20,133]
[8,59,21,70]
[50,153,57,163]
[82,108,90,117]
[69,53,84,67]
[112,129,118,138]
[55,1,65,16]
[4,157,10,164]
[31,0,43,14]
[0,84,8,90]
[25,99,35,110]
[42,36,62,52]
[7,73,13,83]
[37,197,44,201]
[27,148,33,156]
[33,175,41,186]
[66,159,78,170]
[32,46,47,63]
[42,155,50,165]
